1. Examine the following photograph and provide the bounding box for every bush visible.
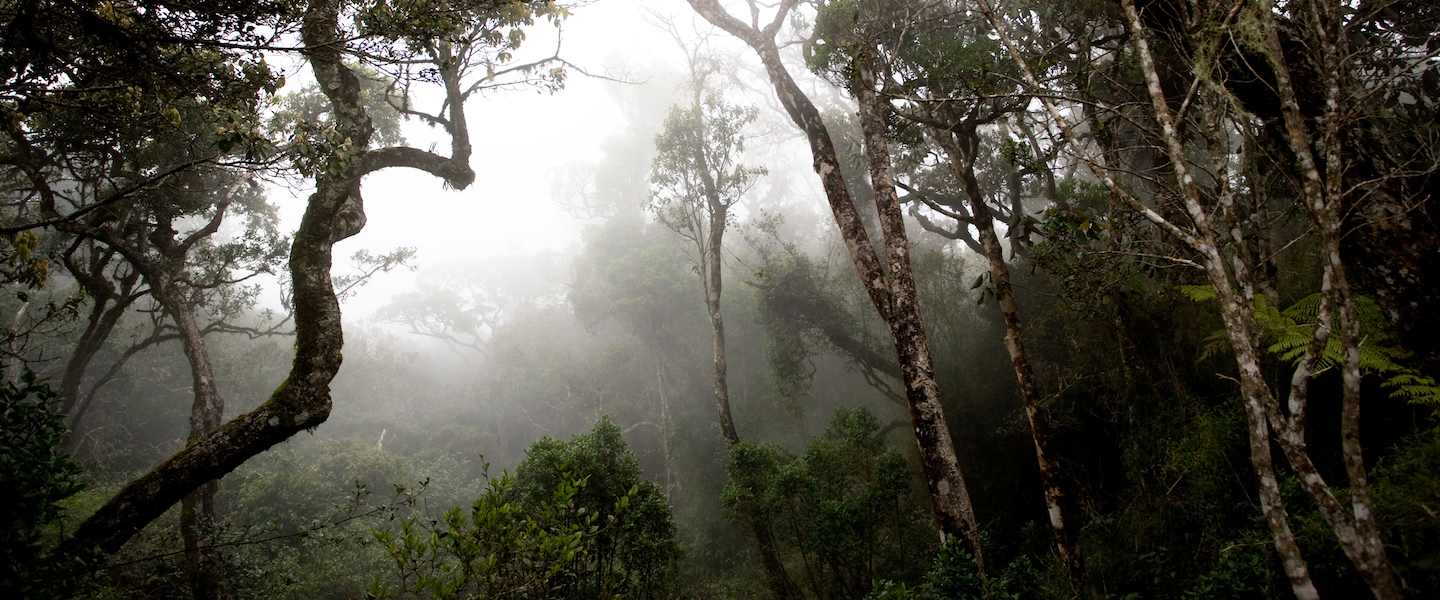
[0,371,91,599]
[371,417,678,600]
[724,407,935,600]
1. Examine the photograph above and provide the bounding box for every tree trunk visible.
[154,280,230,600]
[692,100,798,600]
[1252,2,1402,594]
[701,169,740,448]
[934,129,1080,580]
[686,0,984,562]
[49,0,478,569]
[852,53,983,563]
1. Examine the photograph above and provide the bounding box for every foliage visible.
[650,93,765,235]
[372,418,678,600]
[1181,287,1440,405]
[0,371,91,599]
[512,417,679,599]
[1372,424,1440,597]
[723,407,933,599]
[865,541,1038,600]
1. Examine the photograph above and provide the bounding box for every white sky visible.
[270,0,709,319]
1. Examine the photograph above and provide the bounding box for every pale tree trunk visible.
[688,0,983,561]
[656,361,679,499]
[1120,1,1325,594]
[1253,0,1402,594]
[931,128,1079,580]
[852,51,983,564]
[974,0,1325,595]
[698,160,740,448]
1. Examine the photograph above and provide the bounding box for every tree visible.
[373,417,679,600]
[808,0,1081,578]
[971,0,1430,594]
[650,93,763,447]
[39,0,577,586]
[687,0,985,567]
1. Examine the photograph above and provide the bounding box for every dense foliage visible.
[0,373,89,599]
[1,0,1437,598]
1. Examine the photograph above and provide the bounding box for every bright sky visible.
[270,0,703,319]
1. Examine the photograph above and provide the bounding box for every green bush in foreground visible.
[0,371,91,599]
[371,417,678,600]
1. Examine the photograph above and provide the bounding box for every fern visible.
[1181,288,1440,406]
[1179,284,1216,303]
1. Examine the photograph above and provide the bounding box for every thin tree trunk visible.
[686,0,984,561]
[57,245,140,422]
[1117,1,1325,593]
[1253,0,1402,594]
[690,97,799,600]
[704,195,740,448]
[973,0,1322,594]
[656,361,678,499]
[1208,271,1321,600]
[853,54,982,564]
[155,280,230,600]
[933,130,1079,580]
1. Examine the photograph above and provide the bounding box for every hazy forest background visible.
[2,0,1439,598]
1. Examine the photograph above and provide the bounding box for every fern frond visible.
[1182,287,1438,405]
[1282,293,1323,323]
[1384,371,1440,406]
[1179,285,1216,303]
[1197,330,1231,362]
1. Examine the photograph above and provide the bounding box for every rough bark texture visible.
[686,0,985,564]
[1120,1,1326,594]
[975,0,1323,594]
[854,62,982,560]
[48,0,477,569]
[932,129,1079,580]
[1254,1,1401,594]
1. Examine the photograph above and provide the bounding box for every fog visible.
[7,0,1436,598]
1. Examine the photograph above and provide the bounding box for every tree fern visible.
[1182,287,1440,406]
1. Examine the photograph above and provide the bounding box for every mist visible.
[3,0,1438,598]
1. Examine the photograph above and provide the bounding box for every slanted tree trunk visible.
[47,0,478,572]
[972,0,1324,595]
[852,54,983,563]
[687,0,984,564]
[931,127,1080,580]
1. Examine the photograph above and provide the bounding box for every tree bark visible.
[972,0,1323,594]
[932,127,1079,580]
[155,278,230,600]
[852,55,983,563]
[687,0,984,562]
[1252,1,1402,594]
[48,0,478,570]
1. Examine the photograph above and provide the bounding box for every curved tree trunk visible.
[49,0,477,571]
